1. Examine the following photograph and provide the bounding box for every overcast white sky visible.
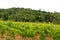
[0,0,60,12]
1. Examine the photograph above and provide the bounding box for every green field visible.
[0,21,60,40]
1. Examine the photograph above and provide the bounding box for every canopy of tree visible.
[0,7,60,23]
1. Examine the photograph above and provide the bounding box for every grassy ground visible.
[0,21,60,40]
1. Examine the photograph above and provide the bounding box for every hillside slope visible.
[0,8,60,23]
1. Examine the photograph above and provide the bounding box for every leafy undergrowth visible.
[0,21,60,40]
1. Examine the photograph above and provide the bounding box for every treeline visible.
[0,7,60,23]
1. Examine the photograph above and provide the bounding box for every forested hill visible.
[0,8,60,23]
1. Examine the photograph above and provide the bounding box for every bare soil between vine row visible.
[0,34,53,40]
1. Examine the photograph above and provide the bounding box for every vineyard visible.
[0,21,60,40]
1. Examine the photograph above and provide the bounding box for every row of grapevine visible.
[0,21,60,40]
